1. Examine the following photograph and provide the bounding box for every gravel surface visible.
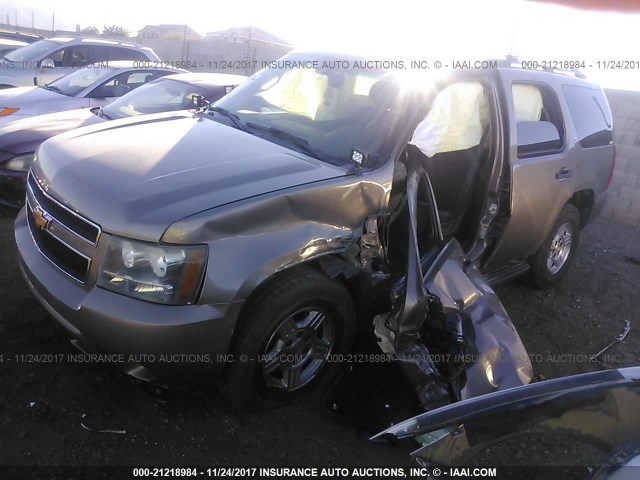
[1,203,638,469]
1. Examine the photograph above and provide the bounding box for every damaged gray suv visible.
[15,52,615,407]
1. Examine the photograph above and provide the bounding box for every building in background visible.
[204,26,290,46]
[138,24,201,41]
[137,24,293,76]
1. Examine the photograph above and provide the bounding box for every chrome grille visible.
[25,171,100,284]
[27,173,100,245]
[26,203,90,283]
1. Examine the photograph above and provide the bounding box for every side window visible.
[91,46,112,63]
[105,47,148,61]
[67,46,90,67]
[512,82,565,157]
[46,46,90,68]
[87,70,162,98]
[124,71,162,88]
[47,48,66,67]
[562,84,613,148]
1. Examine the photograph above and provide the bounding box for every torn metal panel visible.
[374,367,640,467]
[373,151,531,407]
[423,239,533,398]
[162,164,395,304]
[373,154,447,403]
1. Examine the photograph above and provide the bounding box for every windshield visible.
[212,54,402,165]
[48,66,117,97]
[4,39,59,62]
[102,78,206,120]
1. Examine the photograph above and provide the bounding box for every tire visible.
[528,203,581,289]
[223,267,356,409]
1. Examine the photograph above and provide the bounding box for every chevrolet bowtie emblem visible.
[32,206,51,230]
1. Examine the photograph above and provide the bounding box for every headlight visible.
[0,107,19,116]
[97,236,208,305]
[3,152,35,172]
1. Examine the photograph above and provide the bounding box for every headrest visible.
[368,80,399,108]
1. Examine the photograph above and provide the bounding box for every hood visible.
[34,112,349,242]
[0,107,101,155]
[0,86,87,115]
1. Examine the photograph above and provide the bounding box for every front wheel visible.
[223,267,356,409]
[528,203,581,289]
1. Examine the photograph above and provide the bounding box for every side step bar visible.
[483,261,530,287]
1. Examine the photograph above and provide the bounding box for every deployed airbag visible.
[512,83,543,122]
[409,82,488,157]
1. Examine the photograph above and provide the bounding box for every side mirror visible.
[516,121,561,157]
[40,58,55,69]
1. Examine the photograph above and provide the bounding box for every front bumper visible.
[15,208,243,384]
[0,168,26,208]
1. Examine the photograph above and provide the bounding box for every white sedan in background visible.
[0,61,186,126]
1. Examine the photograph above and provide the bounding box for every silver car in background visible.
[0,72,246,207]
[0,31,42,56]
[0,61,186,126]
[0,37,161,88]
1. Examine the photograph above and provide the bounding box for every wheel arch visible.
[567,189,595,228]
[230,254,374,347]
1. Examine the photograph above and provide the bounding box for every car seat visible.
[408,82,490,239]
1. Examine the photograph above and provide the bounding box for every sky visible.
[1,0,639,89]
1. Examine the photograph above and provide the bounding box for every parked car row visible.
[0,36,161,88]
[0,70,245,206]
[8,49,615,412]
[0,60,185,126]
[0,36,245,191]
[0,38,248,202]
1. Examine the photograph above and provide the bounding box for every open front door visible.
[374,152,532,408]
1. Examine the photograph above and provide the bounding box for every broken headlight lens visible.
[97,236,208,305]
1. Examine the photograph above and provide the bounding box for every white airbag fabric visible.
[410,82,488,158]
[512,84,543,122]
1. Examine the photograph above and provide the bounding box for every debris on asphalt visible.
[624,255,640,266]
[80,413,126,435]
[590,320,631,362]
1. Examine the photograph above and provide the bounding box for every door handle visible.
[555,167,573,180]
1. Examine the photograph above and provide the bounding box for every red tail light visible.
[607,144,616,189]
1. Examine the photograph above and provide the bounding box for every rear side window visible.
[96,46,149,62]
[87,70,167,98]
[512,82,565,157]
[562,84,613,148]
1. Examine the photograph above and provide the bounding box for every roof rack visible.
[488,55,586,79]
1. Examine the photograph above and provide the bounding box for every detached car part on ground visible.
[14,52,614,408]
[0,61,186,126]
[375,367,640,478]
[0,72,246,207]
